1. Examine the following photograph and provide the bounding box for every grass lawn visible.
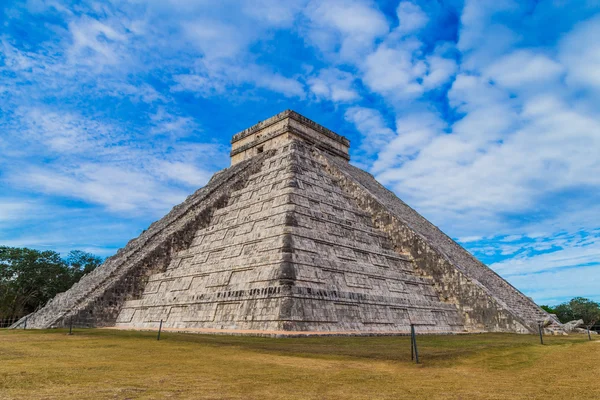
[0,329,598,399]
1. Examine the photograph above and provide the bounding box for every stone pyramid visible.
[21,110,561,335]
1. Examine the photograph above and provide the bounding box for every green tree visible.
[540,305,555,314]
[0,246,102,319]
[65,250,103,281]
[553,297,600,328]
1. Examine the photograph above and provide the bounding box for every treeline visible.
[541,297,600,328]
[0,246,103,319]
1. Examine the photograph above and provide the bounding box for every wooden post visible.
[538,323,544,345]
[68,317,73,335]
[157,320,163,341]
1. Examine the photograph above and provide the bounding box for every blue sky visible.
[1,0,599,306]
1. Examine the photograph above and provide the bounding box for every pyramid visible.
[20,110,561,335]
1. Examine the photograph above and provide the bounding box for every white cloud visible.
[462,229,600,303]
[559,14,600,91]
[0,200,37,223]
[172,65,305,99]
[0,33,161,106]
[0,211,142,257]
[308,68,359,102]
[359,38,456,101]
[246,67,305,99]
[493,239,600,277]
[501,235,523,242]
[16,107,117,154]
[373,110,444,174]
[457,0,522,54]
[101,81,164,104]
[457,235,483,243]
[2,106,227,216]
[423,54,457,89]
[396,2,429,35]
[348,40,600,237]
[362,41,425,97]
[171,74,223,96]
[157,161,212,187]
[183,20,247,60]
[504,263,599,305]
[67,16,130,68]
[239,0,305,26]
[149,108,199,137]
[303,0,389,61]
[484,50,564,89]
[344,106,395,154]
[15,164,187,213]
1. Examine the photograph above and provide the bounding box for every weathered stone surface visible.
[18,154,271,329]
[114,141,461,333]
[562,319,585,332]
[318,152,564,334]
[230,110,350,165]
[18,110,562,335]
[574,327,597,334]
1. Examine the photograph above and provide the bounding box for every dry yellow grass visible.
[0,329,598,399]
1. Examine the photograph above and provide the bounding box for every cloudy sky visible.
[1,0,599,305]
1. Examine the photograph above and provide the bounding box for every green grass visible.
[0,329,598,399]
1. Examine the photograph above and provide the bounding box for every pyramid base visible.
[106,326,468,338]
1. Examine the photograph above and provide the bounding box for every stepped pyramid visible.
[20,110,561,335]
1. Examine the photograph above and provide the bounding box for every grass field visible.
[0,329,598,399]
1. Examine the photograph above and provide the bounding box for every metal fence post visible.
[538,323,544,345]
[410,327,414,361]
[411,324,419,364]
[157,319,163,341]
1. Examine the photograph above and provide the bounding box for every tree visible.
[553,297,600,330]
[540,305,555,314]
[0,246,103,319]
[65,250,103,281]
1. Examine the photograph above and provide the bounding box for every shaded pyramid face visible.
[22,110,561,335]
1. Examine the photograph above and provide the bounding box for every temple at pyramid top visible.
[230,109,350,165]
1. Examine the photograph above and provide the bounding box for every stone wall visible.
[230,110,350,165]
